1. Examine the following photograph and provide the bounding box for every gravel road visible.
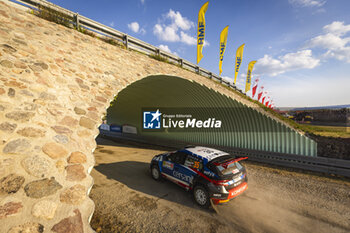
[90,137,350,233]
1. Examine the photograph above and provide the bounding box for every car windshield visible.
[215,162,242,176]
[209,155,243,176]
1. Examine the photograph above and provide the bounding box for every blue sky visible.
[49,0,350,107]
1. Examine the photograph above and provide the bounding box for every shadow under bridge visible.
[106,75,317,156]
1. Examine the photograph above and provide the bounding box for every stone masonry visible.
[0,1,293,232]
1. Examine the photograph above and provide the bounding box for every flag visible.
[197,1,209,64]
[261,91,267,104]
[265,97,270,107]
[269,100,273,108]
[219,26,229,75]
[252,77,259,98]
[234,44,245,84]
[245,61,257,93]
[257,85,264,101]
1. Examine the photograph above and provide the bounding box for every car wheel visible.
[151,165,161,181]
[193,185,210,207]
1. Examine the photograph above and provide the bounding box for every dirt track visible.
[90,137,350,233]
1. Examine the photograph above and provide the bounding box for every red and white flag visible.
[251,77,259,98]
[262,91,268,104]
[257,86,264,101]
[265,96,270,107]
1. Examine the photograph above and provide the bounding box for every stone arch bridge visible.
[0,2,315,232]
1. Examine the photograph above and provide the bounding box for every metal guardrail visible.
[10,0,242,93]
[99,130,350,178]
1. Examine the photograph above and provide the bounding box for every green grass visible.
[298,125,350,138]
[149,54,169,63]
[33,5,72,28]
[77,26,96,37]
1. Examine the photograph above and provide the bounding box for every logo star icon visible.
[150,109,161,122]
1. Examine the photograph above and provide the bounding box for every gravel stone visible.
[24,177,62,198]
[8,222,44,233]
[67,151,87,164]
[51,209,83,233]
[42,142,68,159]
[5,111,35,122]
[0,174,25,194]
[3,138,31,154]
[8,88,15,97]
[60,184,86,205]
[79,116,96,130]
[0,122,17,133]
[32,200,58,219]
[66,164,86,181]
[0,202,22,219]
[21,155,51,178]
[53,134,69,144]
[0,60,13,68]
[74,107,86,115]
[17,127,45,137]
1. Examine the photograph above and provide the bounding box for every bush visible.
[34,5,72,28]
[149,54,168,63]
[77,26,96,37]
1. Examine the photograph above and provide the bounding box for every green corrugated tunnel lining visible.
[107,75,317,156]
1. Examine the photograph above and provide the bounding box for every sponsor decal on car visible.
[203,170,215,177]
[173,170,193,184]
[163,161,174,170]
[229,183,247,198]
[226,174,244,185]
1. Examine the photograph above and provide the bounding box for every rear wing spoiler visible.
[213,157,248,167]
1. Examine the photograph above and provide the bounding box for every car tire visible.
[151,165,161,181]
[193,185,210,207]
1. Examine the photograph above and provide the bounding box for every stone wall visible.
[0,1,293,232]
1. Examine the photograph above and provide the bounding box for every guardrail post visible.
[155,49,160,56]
[75,13,80,29]
[196,66,200,74]
[209,72,212,79]
[219,77,223,83]
[179,59,183,67]
[124,35,128,49]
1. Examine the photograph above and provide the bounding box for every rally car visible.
[150,146,248,206]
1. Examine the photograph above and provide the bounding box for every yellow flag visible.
[245,61,257,93]
[197,1,209,64]
[219,26,229,75]
[234,44,245,84]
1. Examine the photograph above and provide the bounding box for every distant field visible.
[300,124,350,138]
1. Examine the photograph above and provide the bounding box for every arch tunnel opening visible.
[104,75,317,156]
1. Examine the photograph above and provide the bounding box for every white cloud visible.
[139,28,146,35]
[324,21,350,36]
[180,31,196,45]
[109,21,115,27]
[153,24,179,42]
[128,22,140,33]
[128,21,146,35]
[306,21,350,63]
[158,44,178,56]
[222,76,234,84]
[159,44,172,53]
[140,0,145,4]
[166,9,194,31]
[255,50,320,76]
[153,9,205,47]
[288,0,326,7]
